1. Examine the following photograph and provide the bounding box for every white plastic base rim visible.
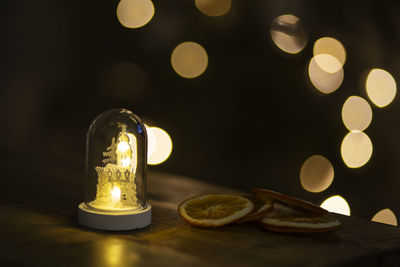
[78,202,152,231]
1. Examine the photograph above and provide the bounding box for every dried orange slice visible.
[252,188,328,215]
[236,194,273,223]
[259,214,341,233]
[178,194,254,227]
[258,203,341,233]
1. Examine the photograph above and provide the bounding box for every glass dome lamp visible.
[78,108,151,230]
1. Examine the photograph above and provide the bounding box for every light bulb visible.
[111,186,121,204]
[117,141,130,153]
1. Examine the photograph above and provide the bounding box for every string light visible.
[321,195,351,216]
[195,0,231,17]
[366,68,397,108]
[171,42,208,79]
[270,14,308,54]
[300,155,334,193]
[117,0,155,29]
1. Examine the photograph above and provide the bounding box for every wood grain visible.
[0,169,400,266]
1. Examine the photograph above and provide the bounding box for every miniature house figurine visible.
[78,108,151,230]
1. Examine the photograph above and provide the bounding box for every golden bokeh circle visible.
[300,155,334,193]
[270,14,308,54]
[371,208,397,226]
[147,127,173,165]
[320,195,351,216]
[341,131,373,168]
[116,0,155,29]
[144,125,156,159]
[313,53,343,74]
[195,0,231,17]
[171,42,208,79]
[366,68,397,108]
[341,96,372,131]
[308,55,344,94]
[313,37,346,71]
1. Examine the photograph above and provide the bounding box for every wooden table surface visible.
[1,166,400,267]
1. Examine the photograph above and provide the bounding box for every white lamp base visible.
[78,202,152,230]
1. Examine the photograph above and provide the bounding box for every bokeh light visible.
[313,37,346,72]
[117,0,155,29]
[341,96,372,131]
[270,14,308,54]
[371,208,398,226]
[147,127,173,165]
[195,0,231,17]
[308,55,344,94]
[366,68,397,107]
[313,54,343,74]
[320,195,351,216]
[341,131,373,168]
[144,125,156,159]
[300,155,334,193]
[171,42,208,79]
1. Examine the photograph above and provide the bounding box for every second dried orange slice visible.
[179,194,254,227]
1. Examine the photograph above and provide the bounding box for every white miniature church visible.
[91,125,138,210]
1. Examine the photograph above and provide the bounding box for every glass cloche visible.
[78,108,151,230]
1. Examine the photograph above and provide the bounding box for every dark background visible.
[2,0,400,221]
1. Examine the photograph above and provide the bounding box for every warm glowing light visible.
[105,242,123,266]
[116,0,155,29]
[79,109,152,231]
[300,155,334,193]
[145,125,156,158]
[101,240,140,266]
[89,127,138,210]
[341,96,372,131]
[171,42,208,79]
[120,158,130,167]
[117,141,130,153]
[111,186,121,204]
[371,209,398,226]
[270,14,308,54]
[366,68,397,107]
[313,54,343,74]
[313,37,346,72]
[148,127,173,165]
[320,195,350,216]
[308,55,344,94]
[116,133,134,168]
[195,0,231,17]
[341,131,373,168]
